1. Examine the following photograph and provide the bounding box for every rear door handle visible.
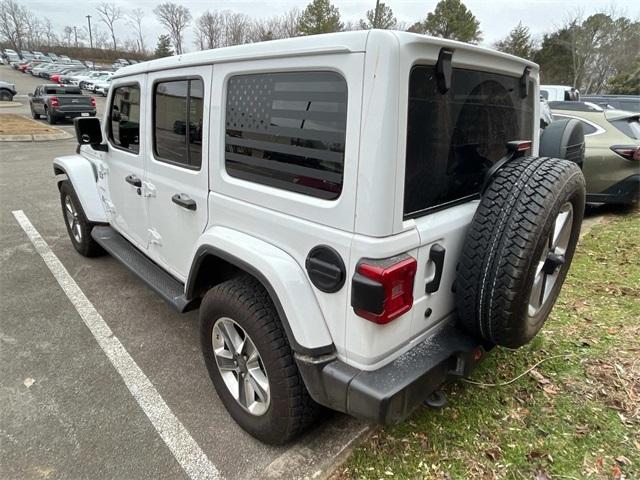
[172,193,197,211]
[425,243,446,294]
[125,174,141,187]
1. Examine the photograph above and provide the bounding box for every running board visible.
[91,226,198,313]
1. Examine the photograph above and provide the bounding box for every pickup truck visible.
[29,85,96,124]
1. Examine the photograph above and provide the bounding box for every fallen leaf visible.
[23,377,35,388]
[612,464,622,479]
[530,369,551,385]
[615,455,632,466]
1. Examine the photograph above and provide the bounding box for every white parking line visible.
[12,210,221,480]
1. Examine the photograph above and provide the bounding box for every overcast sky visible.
[21,0,640,51]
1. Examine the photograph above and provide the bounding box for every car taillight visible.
[90,97,96,107]
[351,255,418,325]
[50,96,59,107]
[611,145,640,161]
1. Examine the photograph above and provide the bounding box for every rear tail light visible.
[351,255,418,324]
[50,96,59,107]
[611,145,640,161]
[90,97,96,107]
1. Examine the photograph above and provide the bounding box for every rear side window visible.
[404,66,535,217]
[109,84,141,154]
[224,71,347,200]
[552,116,598,136]
[153,78,204,169]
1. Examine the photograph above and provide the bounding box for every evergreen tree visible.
[298,0,343,35]
[494,22,535,59]
[359,2,397,30]
[409,0,482,44]
[154,34,173,58]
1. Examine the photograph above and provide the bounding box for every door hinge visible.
[148,228,162,246]
[141,181,156,198]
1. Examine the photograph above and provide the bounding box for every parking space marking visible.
[12,210,222,480]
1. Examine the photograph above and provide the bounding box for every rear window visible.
[610,117,640,140]
[224,71,347,200]
[44,87,82,95]
[404,66,535,218]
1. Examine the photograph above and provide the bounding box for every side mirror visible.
[74,117,107,151]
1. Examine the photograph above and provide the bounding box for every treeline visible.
[1,0,638,94]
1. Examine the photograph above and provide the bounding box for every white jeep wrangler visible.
[54,31,586,445]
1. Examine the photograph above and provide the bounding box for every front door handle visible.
[125,174,142,187]
[172,193,197,211]
[425,243,446,294]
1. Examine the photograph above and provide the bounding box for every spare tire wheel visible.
[456,156,585,348]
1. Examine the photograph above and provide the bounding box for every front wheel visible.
[59,181,104,257]
[30,106,40,119]
[0,90,13,101]
[200,275,320,444]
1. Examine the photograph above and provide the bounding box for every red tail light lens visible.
[611,145,640,161]
[352,256,417,324]
[50,96,59,107]
[90,97,96,107]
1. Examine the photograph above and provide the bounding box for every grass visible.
[336,208,639,480]
[0,113,60,135]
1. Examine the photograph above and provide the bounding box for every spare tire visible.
[456,156,585,348]
[539,118,585,168]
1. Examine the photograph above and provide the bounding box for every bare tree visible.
[96,2,123,50]
[42,17,57,46]
[154,2,191,54]
[223,11,251,46]
[62,25,73,46]
[93,26,110,49]
[128,8,146,53]
[0,0,28,50]
[250,8,302,41]
[195,11,224,49]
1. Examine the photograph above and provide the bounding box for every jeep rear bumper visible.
[296,322,487,424]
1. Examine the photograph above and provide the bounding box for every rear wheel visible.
[456,156,585,348]
[200,275,320,444]
[59,181,104,257]
[46,107,56,124]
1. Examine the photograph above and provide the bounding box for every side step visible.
[91,226,198,313]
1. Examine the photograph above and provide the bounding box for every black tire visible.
[30,106,40,119]
[46,107,56,124]
[59,181,104,257]
[456,156,585,348]
[0,90,13,101]
[200,275,320,445]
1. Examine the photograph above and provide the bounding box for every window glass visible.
[404,66,535,217]
[109,84,140,153]
[225,71,347,200]
[610,117,640,140]
[154,79,203,168]
[580,121,597,135]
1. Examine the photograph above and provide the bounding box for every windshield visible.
[404,66,535,217]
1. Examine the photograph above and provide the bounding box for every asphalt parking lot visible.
[0,65,366,479]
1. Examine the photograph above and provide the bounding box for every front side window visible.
[224,71,347,200]
[404,66,535,217]
[109,84,141,153]
[154,78,204,169]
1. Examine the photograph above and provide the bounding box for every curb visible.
[0,131,73,142]
[0,102,22,108]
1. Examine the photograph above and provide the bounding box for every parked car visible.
[550,101,639,204]
[0,80,17,101]
[56,30,586,445]
[581,95,640,113]
[29,84,96,124]
[93,76,111,96]
[85,72,113,92]
[78,71,111,89]
[541,84,580,101]
[58,70,91,85]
